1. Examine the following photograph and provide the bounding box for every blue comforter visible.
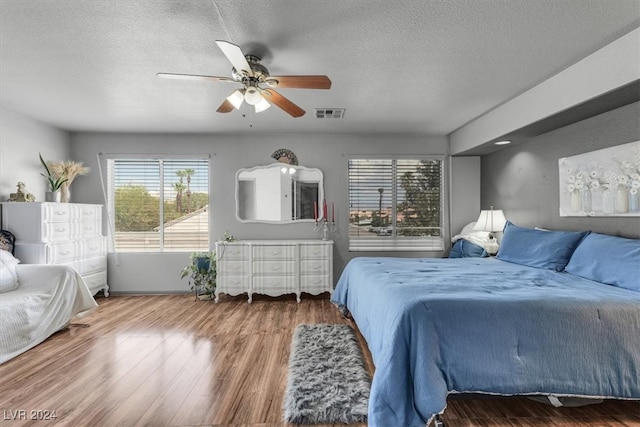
[331,257,640,426]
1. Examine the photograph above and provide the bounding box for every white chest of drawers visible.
[1,202,109,296]
[215,240,333,303]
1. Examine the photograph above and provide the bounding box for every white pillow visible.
[452,221,491,247]
[0,250,20,293]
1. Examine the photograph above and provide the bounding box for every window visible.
[348,158,444,251]
[106,157,209,252]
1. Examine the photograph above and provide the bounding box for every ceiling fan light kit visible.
[244,86,263,105]
[226,89,245,110]
[254,97,271,113]
[157,40,331,118]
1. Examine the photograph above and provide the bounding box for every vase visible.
[45,191,61,202]
[615,187,629,214]
[629,190,639,213]
[570,191,581,213]
[581,188,592,214]
[601,189,615,214]
[60,185,71,203]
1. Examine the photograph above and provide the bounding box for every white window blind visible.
[107,158,209,252]
[348,158,444,251]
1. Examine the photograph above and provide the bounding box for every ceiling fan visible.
[157,40,331,118]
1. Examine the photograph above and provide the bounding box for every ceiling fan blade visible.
[215,40,253,77]
[262,89,305,118]
[265,75,331,89]
[157,73,234,83]
[216,99,235,113]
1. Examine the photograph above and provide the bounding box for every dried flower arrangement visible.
[48,160,90,203]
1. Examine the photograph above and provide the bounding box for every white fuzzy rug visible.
[283,323,370,424]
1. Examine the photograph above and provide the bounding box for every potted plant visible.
[39,153,68,202]
[181,251,216,300]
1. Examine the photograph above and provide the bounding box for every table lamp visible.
[472,206,507,255]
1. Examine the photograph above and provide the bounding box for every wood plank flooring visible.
[0,294,638,426]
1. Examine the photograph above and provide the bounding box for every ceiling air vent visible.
[315,108,345,119]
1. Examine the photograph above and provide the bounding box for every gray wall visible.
[481,101,640,238]
[450,156,481,234]
[70,132,471,293]
[0,108,70,201]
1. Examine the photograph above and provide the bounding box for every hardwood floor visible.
[0,294,638,426]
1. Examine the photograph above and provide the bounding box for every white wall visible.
[69,132,464,293]
[0,108,70,201]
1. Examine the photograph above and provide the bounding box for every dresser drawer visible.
[217,276,249,293]
[43,203,73,222]
[82,270,107,293]
[300,259,329,275]
[301,274,332,297]
[252,260,296,275]
[42,222,75,242]
[252,276,297,294]
[218,244,249,260]
[80,256,107,275]
[218,260,249,275]
[252,245,296,260]
[76,220,102,238]
[81,237,107,258]
[73,204,102,222]
[47,241,79,263]
[300,244,331,259]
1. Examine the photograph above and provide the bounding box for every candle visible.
[323,199,328,221]
[314,201,317,221]
[332,202,335,222]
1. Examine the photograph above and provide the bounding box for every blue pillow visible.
[565,233,640,292]
[449,239,488,258]
[496,221,589,271]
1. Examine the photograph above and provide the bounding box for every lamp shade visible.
[244,86,263,105]
[254,96,271,113]
[226,89,245,110]
[472,208,507,233]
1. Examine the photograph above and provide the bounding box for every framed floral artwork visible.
[559,140,640,217]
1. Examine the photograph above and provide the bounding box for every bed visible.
[331,224,640,426]
[0,247,98,365]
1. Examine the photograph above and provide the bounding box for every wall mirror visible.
[236,163,324,223]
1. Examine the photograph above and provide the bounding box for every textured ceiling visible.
[1,0,638,135]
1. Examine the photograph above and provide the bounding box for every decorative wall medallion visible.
[271,148,298,165]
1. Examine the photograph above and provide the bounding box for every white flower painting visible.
[559,140,640,217]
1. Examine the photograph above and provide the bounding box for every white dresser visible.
[215,240,333,303]
[1,202,109,296]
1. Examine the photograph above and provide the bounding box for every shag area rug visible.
[283,323,371,424]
